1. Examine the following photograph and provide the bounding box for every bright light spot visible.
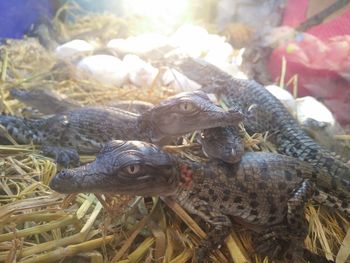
[127,0,188,18]
[125,0,189,33]
[169,25,210,57]
[234,48,245,66]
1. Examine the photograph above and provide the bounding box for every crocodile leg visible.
[182,199,232,261]
[287,180,314,234]
[255,180,315,261]
[281,180,315,262]
[196,214,232,262]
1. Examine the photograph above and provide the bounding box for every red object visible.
[268,0,350,124]
[179,164,193,189]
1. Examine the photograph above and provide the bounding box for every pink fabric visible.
[282,0,309,27]
[268,0,350,124]
[282,0,350,39]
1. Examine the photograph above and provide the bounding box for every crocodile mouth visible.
[155,109,243,139]
[50,168,179,196]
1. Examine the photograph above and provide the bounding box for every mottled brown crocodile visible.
[1,91,242,166]
[50,140,349,262]
[171,57,350,180]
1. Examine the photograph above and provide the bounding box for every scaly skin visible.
[1,91,242,166]
[50,140,349,262]
[11,87,155,114]
[172,57,350,180]
[10,87,82,114]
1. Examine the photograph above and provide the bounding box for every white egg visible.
[77,55,128,86]
[123,54,159,87]
[107,33,168,55]
[296,96,335,126]
[162,69,201,92]
[55,39,94,59]
[265,85,297,116]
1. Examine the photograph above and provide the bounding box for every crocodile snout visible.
[49,169,75,193]
[226,109,244,123]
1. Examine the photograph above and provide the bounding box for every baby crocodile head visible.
[141,90,243,142]
[50,140,179,196]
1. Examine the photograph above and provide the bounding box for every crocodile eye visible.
[178,102,196,112]
[124,165,140,175]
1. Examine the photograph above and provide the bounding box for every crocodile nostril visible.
[58,170,73,179]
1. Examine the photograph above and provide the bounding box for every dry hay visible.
[0,10,350,263]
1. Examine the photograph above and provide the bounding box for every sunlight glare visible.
[127,0,188,18]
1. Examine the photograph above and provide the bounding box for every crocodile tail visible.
[278,129,350,183]
[0,114,42,144]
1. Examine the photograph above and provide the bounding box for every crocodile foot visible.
[254,229,286,260]
[254,226,333,263]
[302,249,334,263]
[42,145,80,167]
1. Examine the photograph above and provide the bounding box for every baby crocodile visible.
[10,87,155,115]
[50,140,349,262]
[10,87,244,163]
[1,91,242,166]
[172,57,350,179]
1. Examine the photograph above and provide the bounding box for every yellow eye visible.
[178,102,195,112]
[124,165,140,175]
